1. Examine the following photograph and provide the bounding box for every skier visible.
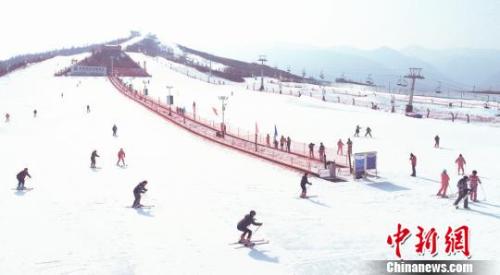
[33,109,37,118]
[409,153,417,177]
[112,124,118,137]
[132,180,148,208]
[117,148,126,167]
[455,154,466,175]
[273,139,278,149]
[300,172,312,198]
[364,127,372,138]
[237,210,263,244]
[434,135,440,148]
[265,134,270,147]
[468,170,481,202]
[16,168,31,190]
[318,142,325,160]
[354,125,361,137]
[286,136,291,152]
[347,138,353,156]
[308,142,315,158]
[453,176,470,209]
[90,150,100,168]
[437,169,450,198]
[337,139,344,155]
[86,105,91,113]
[5,113,10,122]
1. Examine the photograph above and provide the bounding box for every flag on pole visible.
[274,125,278,140]
[212,107,218,116]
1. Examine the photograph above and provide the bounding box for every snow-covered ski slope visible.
[1,53,499,275]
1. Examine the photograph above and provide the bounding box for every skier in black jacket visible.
[132,180,148,208]
[300,172,312,198]
[237,210,263,243]
[453,176,470,209]
[16,168,31,190]
[112,124,118,137]
[354,125,361,137]
[434,135,440,148]
[308,143,315,158]
[90,150,100,168]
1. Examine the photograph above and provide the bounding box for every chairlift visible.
[435,81,442,94]
[366,74,374,85]
[396,76,408,87]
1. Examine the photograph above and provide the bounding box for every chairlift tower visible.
[404,68,424,112]
[258,55,267,91]
[218,96,228,125]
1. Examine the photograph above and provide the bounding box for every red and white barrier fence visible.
[108,76,349,176]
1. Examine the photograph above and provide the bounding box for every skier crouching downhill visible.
[16,168,31,190]
[237,210,263,245]
[132,180,148,208]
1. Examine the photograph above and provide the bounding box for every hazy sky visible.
[1,0,499,60]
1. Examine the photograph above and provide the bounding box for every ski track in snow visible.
[0,54,499,275]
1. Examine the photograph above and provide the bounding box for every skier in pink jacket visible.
[337,139,344,155]
[468,170,481,202]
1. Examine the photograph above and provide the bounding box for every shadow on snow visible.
[249,249,279,263]
[135,207,154,217]
[366,181,411,192]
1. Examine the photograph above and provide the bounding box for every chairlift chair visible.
[435,81,442,94]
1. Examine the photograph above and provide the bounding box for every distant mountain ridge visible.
[239,44,500,93]
[2,32,499,94]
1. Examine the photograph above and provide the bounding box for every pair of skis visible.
[12,187,34,191]
[129,205,155,209]
[230,239,269,249]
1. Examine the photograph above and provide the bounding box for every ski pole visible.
[480,184,487,201]
[254,225,261,235]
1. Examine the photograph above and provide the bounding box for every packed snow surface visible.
[0,53,499,275]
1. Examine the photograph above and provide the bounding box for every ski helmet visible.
[249,210,256,216]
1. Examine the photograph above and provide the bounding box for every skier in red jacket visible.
[455,154,466,175]
[410,153,417,177]
[437,169,450,197]
[117,148,126,167]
